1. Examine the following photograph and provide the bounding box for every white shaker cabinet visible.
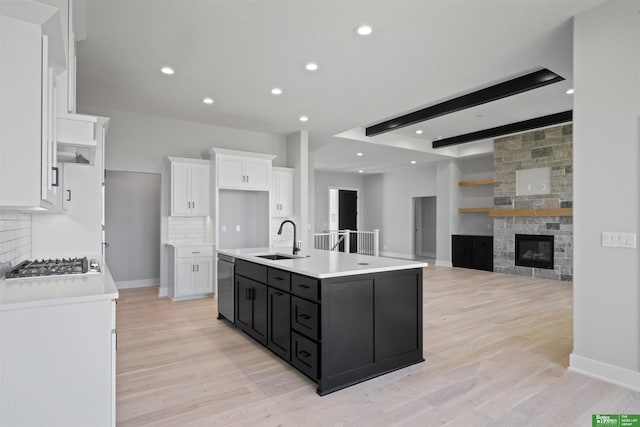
[0,8,66,210]
[168,245,214,301]
[169,157,210,217]
[216,153,271,191]
[272,167,294,217]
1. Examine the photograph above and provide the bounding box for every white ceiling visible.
[76,0,605,174]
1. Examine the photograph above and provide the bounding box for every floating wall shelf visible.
[459,207,493,213]
[458,179,494,187]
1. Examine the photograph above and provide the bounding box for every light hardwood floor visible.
[116,267,640,426]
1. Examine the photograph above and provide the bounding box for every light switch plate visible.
[602,232,637,248]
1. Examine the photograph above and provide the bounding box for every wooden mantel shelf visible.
[459,207,493,213]
[458,179,494,187]
[489,208,573,217]
[458,207,573,216]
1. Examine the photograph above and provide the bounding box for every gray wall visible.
[420,197,437,256]
[218,190,269,249]
[571,0,640,387]
[79,105,287,295]
[105,171,160,285]
[362,165,438,258]
[314,170,364,232]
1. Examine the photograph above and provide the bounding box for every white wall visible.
[286,131,309,250]
[436,160,461,264]
[314,171,364,232]
[79,105,287,295]
[362,165,438,259]
[570,0,640,391]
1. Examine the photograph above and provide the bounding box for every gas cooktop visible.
[4,257,100,280]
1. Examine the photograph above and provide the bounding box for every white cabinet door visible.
[171,163,191,216]
[244,158,270,190]
[278,169,294,217]
[272,168,294,217]
[194,257,213,294]
[190,164,210,216]
[217,156,244,188]
[176,259,195,297]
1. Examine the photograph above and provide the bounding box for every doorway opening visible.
[328,188,359,253]
[105,171,161,288]
[413,196,436,263]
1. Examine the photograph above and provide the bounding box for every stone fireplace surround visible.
[493,124,573,282]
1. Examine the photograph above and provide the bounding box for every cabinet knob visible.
[298,314,311,320]
[298,350,311,358]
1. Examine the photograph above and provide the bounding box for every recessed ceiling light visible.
[160,66,174,75]
[355,24,373,36]
[299,116,309,122]
[305,62,319,71]
[203,97,214,104]
[415,130,423,135]
[356,152,363,157]
[271,87,283,95]
[566,88,575,95]
[358,170,364,173]
[410,160,417,164]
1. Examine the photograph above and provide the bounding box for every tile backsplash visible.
[168,216,206,243]
[0,211,32,271]
[271,217,296,249]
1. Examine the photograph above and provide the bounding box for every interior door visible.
[338,190,358,253]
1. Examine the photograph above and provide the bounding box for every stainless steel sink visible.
[255,254,297,260]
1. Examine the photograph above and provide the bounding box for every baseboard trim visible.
[569,353,640,392]
[116,278,160,289]
[435,260,453,267]
[419,252,436,258]
[158,287,168,297]
[379,251,413,260]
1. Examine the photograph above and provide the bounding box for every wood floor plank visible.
[116,266,640,426]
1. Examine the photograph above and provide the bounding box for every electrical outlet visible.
[236,225,241,232]
[221,225,227,232]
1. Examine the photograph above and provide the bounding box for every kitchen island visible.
[217,248,428,395]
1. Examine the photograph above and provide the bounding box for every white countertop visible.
[165,242,215,248]
[0,263,119,311]
[217,248,428,279]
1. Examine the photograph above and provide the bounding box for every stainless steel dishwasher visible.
[217,253,235,321]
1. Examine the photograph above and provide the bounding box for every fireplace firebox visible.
[515,234,554,269]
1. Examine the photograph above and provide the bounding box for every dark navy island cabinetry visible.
[230,256,424,395]
[451,235,494,272]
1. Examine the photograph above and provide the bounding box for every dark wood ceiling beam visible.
[365,68,565,137]
[432,110,572,148]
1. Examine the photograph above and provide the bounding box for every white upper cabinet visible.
[272,167,294,217]
[0,5,66,210]
[169,157,211,217]
[211,149,274,191]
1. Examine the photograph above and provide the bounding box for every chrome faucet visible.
[277,220,299,255]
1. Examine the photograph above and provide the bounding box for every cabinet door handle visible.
[192,201,195,209]
[274,291,283,296]
[298,350,311,358]
[66,189,71,202]
[298,314,311,320]
[274,276,284,281]
[52,167,59,187]
[196,264,199,272]
[192,264,195,272]
[245,288,250,300]
[298,284,310,289]
[192,251,200,254]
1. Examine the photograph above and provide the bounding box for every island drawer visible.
[291,274,319,302]
[291,296,319,340]
[267,268,291,292]
[291,331,318,380]
[177,246,214,258]
[235,259,267,283]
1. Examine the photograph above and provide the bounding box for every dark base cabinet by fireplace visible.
[232,259,424,395]
[452,235,494,272]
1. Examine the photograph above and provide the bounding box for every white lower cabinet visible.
[168,245,214,301]
[0,297,116,427]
